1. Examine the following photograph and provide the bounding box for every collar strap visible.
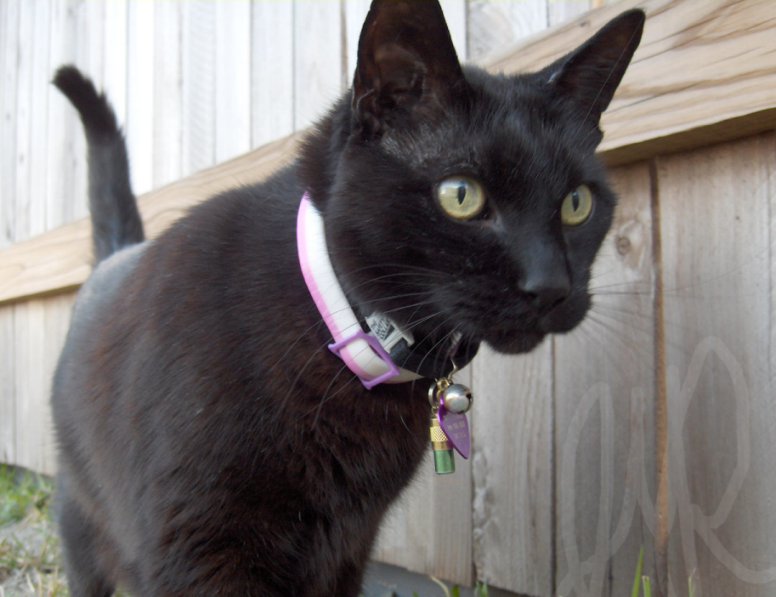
[297,193,421,388]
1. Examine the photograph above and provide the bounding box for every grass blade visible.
[631,546,644,597]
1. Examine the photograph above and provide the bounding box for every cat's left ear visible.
[545,9,645,124]
[352,0,465,135]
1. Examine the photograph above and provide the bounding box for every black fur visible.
[53,66,144,262]
[51,3,643,596]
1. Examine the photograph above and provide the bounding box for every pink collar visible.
[296,193,420,389]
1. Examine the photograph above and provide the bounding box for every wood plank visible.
[153,1,183,188]
[47,0,87,230]
[71,0,104,225]
[468,0,549,61]
[658,134,776,597]
[485,0,776,166]
[215,0,251,163]
[343,0,371,84]
[439,0,467,61]
[251,0,295,148]
[0,132,303,306]
[181,0,216,177]
[13,0,33,241]
[1,0,20,248]
[0,304,15,464]
[375,367,473,586]
[293,1,342,130]
[29,0,50,238]
[6,0,776,305]
[126,0,155,196]
[554,163,656,597]
[548,1,592,27]
[472,344,553,596]
[13,299,47,472]
[102,0,128,127]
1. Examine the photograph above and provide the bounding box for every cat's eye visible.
[436,177,486,220]
[561,185,594,226]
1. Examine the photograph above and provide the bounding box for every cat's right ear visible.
[352,0,465,136]
[544,9,645,126]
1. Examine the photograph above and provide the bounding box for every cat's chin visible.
[484,329,546,354]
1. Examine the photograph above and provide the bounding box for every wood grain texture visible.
[375,367,473,587]
[468,0,549,61]
[343,0,371,85]
[471,344,553,596]
[554,164,656,597]
[14,0,34,242]
[153,1,183,189]
[9,0,776,304]
[0,304,15,464]
[1,0,19,248]
[126,1,155,196]
[657,134,776,597]
[251,0,295,148]
[548,1,592,27]
[293,1,343,130]
[439,0,468,61]
[49,0,87,230]
[215,0,251,163]
[181,0,216,177]
[484,0,776,166]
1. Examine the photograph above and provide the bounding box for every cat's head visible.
[311,0,644,361]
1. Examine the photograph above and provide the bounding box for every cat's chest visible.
[296,383,431,509]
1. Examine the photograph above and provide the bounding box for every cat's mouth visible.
[484,327,546,354]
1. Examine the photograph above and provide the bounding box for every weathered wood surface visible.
[657,134,776,597]
[553,163,656,597]
[5,0,776,306]
[3,2,776,595]
[486,0,776,166]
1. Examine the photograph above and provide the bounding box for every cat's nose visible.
[519,269,571,312]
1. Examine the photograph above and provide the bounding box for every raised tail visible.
[53,65,144,263]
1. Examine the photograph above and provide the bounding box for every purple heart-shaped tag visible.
[438,407,470,459]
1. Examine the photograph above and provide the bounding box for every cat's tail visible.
[52,65,145,264]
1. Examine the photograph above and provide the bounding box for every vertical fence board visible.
[658,134,776,597]
[0,305,15,464]
[153,1,183,189]
[126,1,155,196]
[215,0,251,163]
[103,0,127,127]
[70,0,104,224]
[472,344,553,596]
[181,0,216,177]
[375,367,473,587]
[2,0,20,247]
[46,0,86,231]
[251,0,294,148]
[13,299,47,471]
[439,0,467,61]
[554,163,656,597]
[41,293,77,474]
[29,0,51,238]
[548,1,592,27]
[343,0,371,84]
[467,0,549,61]
[293,1,342,130]
[14,0,33,242]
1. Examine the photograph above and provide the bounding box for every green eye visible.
[561,184,594,226]
[436,177,486,220]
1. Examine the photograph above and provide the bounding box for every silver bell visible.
[441,383,473,414]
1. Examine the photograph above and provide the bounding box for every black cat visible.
[51,2,643,595]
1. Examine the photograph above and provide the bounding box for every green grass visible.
[0,465,53,528]
[0,465,68,596]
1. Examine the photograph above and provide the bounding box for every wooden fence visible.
[2,1,776,596]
